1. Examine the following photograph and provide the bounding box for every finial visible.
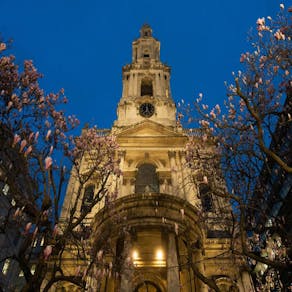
[140,24,152,38]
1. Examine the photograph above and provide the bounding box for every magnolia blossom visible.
[210,110,216,119]
[274,30,285,40]
[180,208,185,219]
[19,140,27,153]
[53,224,59,237]
[43,245,53,260]
[215,104,221,114]
[12,134,21,147]
[200,120,210,128]
[0,42,6,52]
[34,131,39,142]
[45,129,52,141]
[97,250,103,261]
[45,156,52,169]
[24,222,32,234]
[24,145,33,157]
[6,101,13,110]
[240,53,246,63]
[49,145,54,155]
[14,208,21,217]
[203,176,208,184]
[28,132,34,142]
[174,222,179,235]
[256,17,265,26]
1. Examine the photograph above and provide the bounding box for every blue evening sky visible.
[1,0,289,129]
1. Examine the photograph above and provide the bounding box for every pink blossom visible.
[12,134,21,147]
[45,130,52,141]
[53,224,59,237]
[24,145,33,157]
[14,208,21,218]
[24,222,32,234]
[174,223,178,235]
[274,30,285,40]
[256,17,265,26]
[180,208,185,219]
[200,120,210,128]
[43,245,53,260]
[28,132,34,142]
[210,110,216,119]
[215,104,221,114]
[33,227,38,239]
[240,53,246,63]
[203,176,208,184]
[19,140,27,153]
[97,250,103,261]
[35,131,39,142]
[49,145,54,155]
[6,101,13,110]
[259,56,267,63]
[0,42,6,52]
[45,156,52,169]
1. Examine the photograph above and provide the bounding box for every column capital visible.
[168,150,176,158]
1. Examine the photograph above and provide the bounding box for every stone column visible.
[118,150,126,197]
[168,151,178,196]
[120,234,133,292]
[238,271,255,291]
[133,73,137,96]
[167,233,180,292]
[129,73,134,96]
[155,73,161,96]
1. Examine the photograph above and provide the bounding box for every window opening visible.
[199,184,213,212]
[82,184,95,212]
[141,78,153,96]
[135,164,159,194]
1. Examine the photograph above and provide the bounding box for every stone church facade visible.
[57,25,254,292]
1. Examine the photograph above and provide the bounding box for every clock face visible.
[139,103,155,118]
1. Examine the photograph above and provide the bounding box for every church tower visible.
[114,24,176,128]
[58,25,254,292]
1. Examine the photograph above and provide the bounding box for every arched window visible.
[81,184,95,212]
[199,184,213,212]
[135,164,159,194]
[141,78,153,96]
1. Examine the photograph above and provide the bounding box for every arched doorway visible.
[135,164,159,194]
[134,281,162,292]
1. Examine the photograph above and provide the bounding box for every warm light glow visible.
[156,249,163,260]
[132,250,139,260]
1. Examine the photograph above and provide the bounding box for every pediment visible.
[116,120,185,138]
